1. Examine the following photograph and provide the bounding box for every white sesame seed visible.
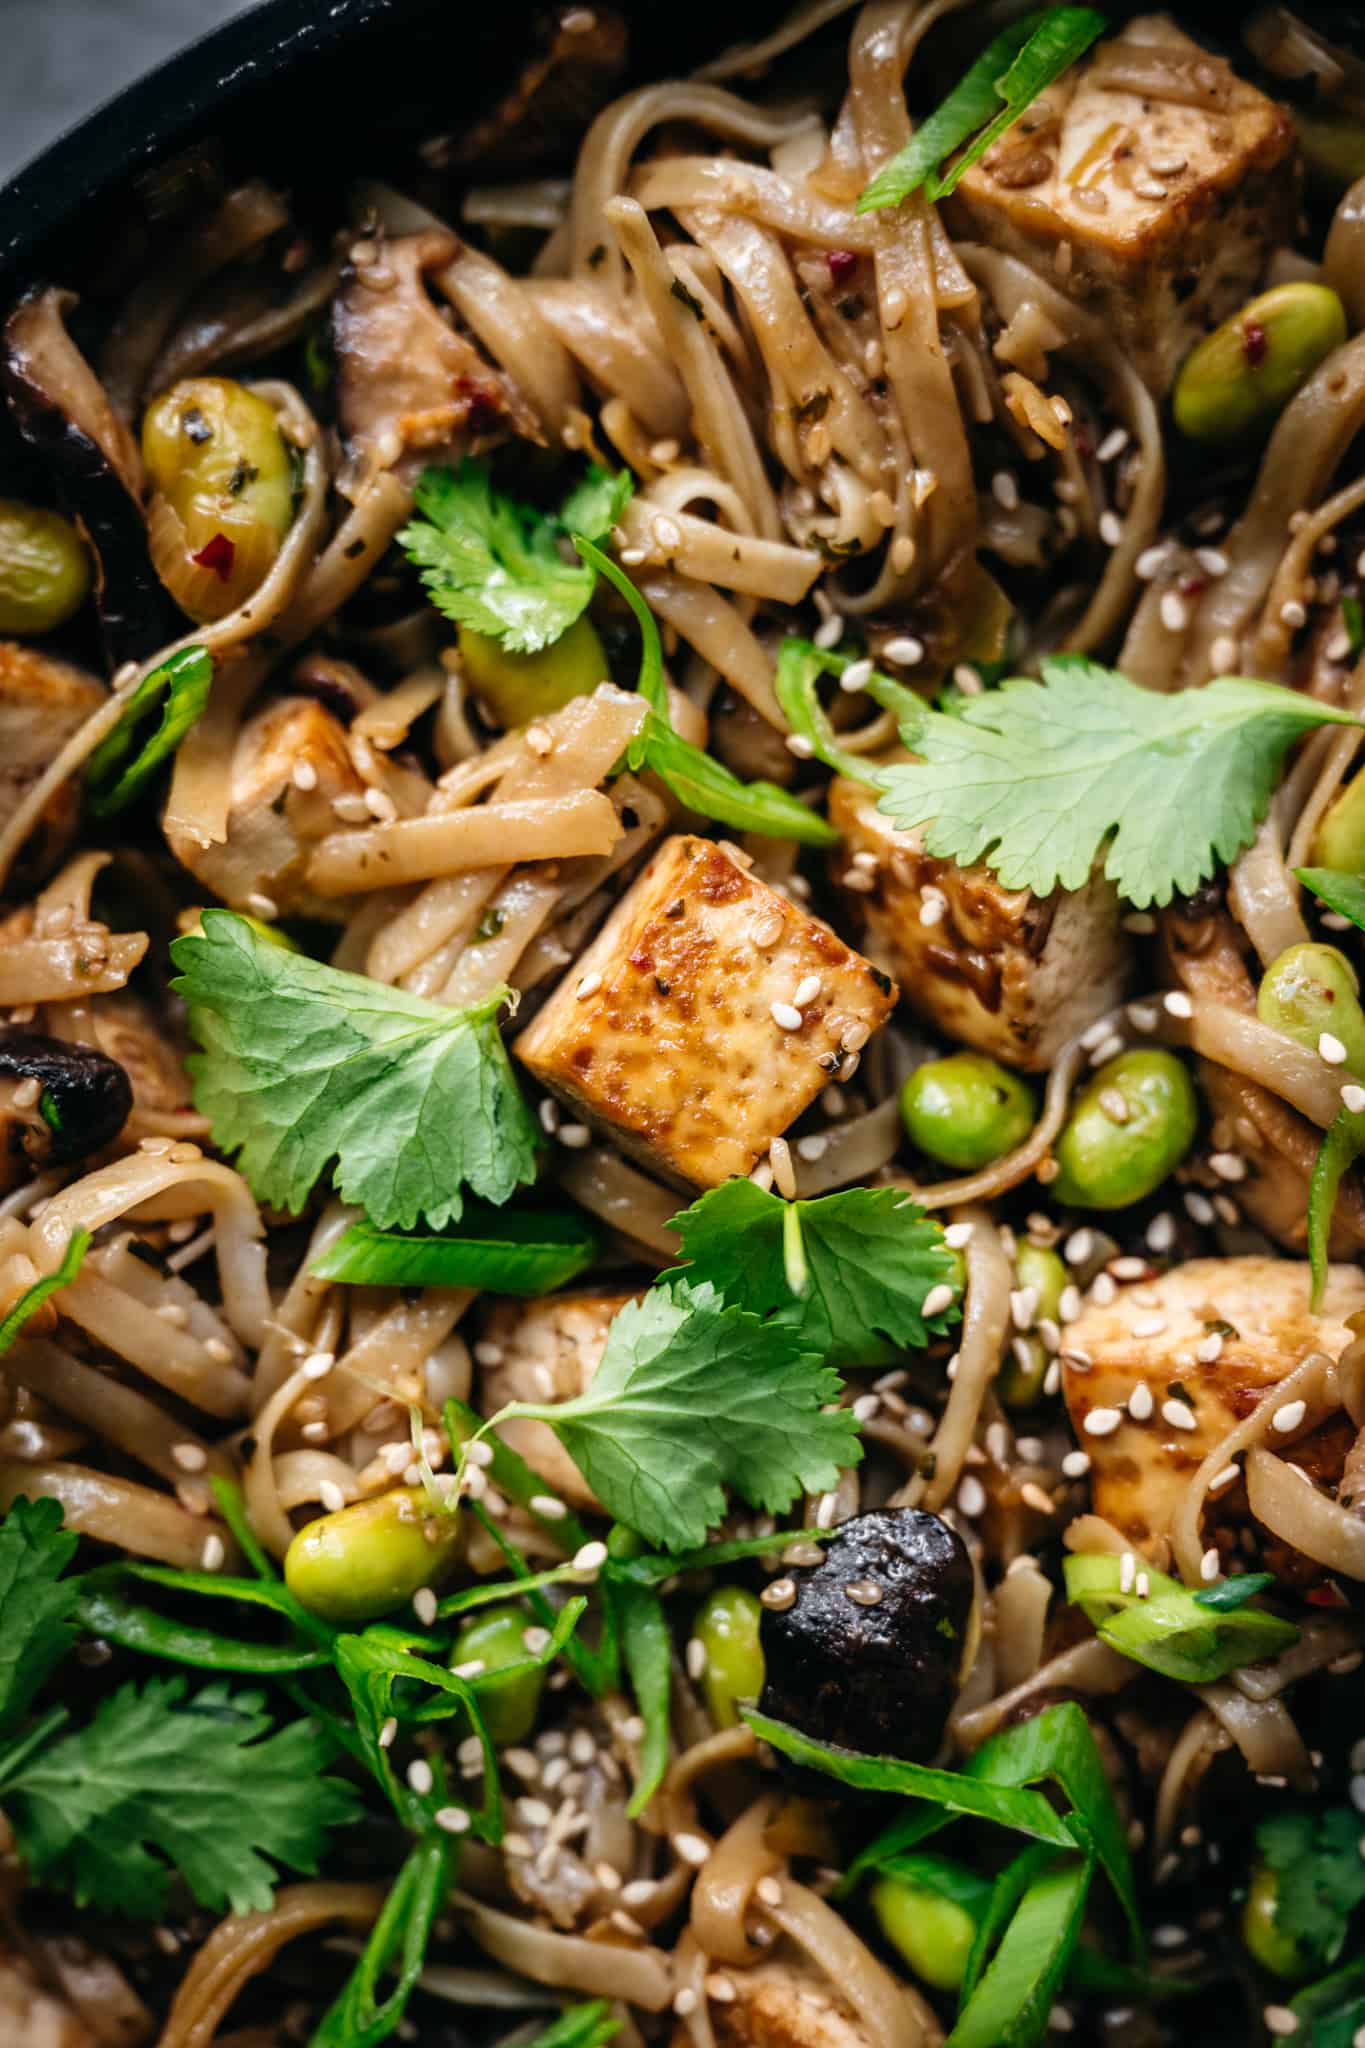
[1185,1190,1215,1224]
[957,1475,988,1517]
[944,1221,974,1249]
[1273,1399,1307,1434]
[882,634,926,668]
[300,1350,334,1381]
[1120,1552,1136,1593]
[919,895,945,927]
[1099,510,1123,547]
[686,1637,708,1681]
[572,1541,608,1574]
[1061,1450,1092,1478]
[756,1874,783,1907]
[852,1393,881,1422]
[992,470,1021,511]
[291,757,319,792]
[706,1974,737,2004]
[537,1098,559,1136]
[451,1658,485,1680]
[1064,1228,1094,1265]
[1209,1463,1240,1494]
[1089,1033,1125,1067]
[1264,2009,1300,2038]
[1135,1571,1150,1599]
[786,732,816,758]
[1128,1383,1154,1421]
[813,614,843,651]
[1059,1284,1083,1323]
[1280,600,1308,630]
[1128,1002,1159,1032]
[1345,1084,1365,1115]
[1200,1548,1221,1582]
[1020,1481,1056,1516]
[1097,427,1130,463]
[1160,591,1189,633]
[412,1586,438,1626]
[1209,1151,1247,1183]
[1351,1773,1365,1814]
[244,892,279,920]
[673,1989,699,2017]
[318,1480,347,1514]
[1010,1286,1039,1331]
[379,1716,398,1748]
[839,658,873,694]
[575,971,602,1000]
[1089,1272,1118,1306]
[407,1759,434,1795]
[1163,991,1193,1019]
[1131,1314,1168,1339]
[1195,1332,1225,1363]
[923,1282,956,1319]
[1146,1213,1176,1253]
[201,1534,225,1572]
[1083,1407,1124,1437]
[1210,634,1240,675]
[558,1124,591,1149]
[792,975,822,1009]
[435,1804,470,1834]
[674,1832,711,1867]
[1319,1031,1349,1066]
[796,1134,829,1161]
[771,1001,803,1032]
[172,1442,207,1472]
[1195,548,1229,578]
[1136,543,1172,581]
[1162,1399,1197,1431]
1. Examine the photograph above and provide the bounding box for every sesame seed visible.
[919,895,946,927]
[1264,2009,1300,2037]
[466,1440,494,1469]
[1099,510,1123,547]
[1128,1383,1155,1421]
[244,892,279,920]
[923,1282,956,1319]
[992,470,1021,511]
[813,614,843,651]
[558,1123,591,1149]
[1132,1313,1168,1338]
[1097,427,1130,462]
[1064,1228,1094,1265]
[318,1480,347,1514]
[1164,990,1193,1019]
[841,1020,872,1054]
[1280,600,1308,630]
[1059,1285,1083,1322]
[1090,1272,1118,1306]
[451,1658,485,1680]
[1345,1084,1365,1114]
[957,1475,988,1517]
[201,1534,225,1572]
[1195,1331,1225,1363]
[1160,591,1189,633]
[1273,1399,1307,1433]
[1061,1450,1092,1477]
[1020,1481,1056,1516]
[537,1098,560,1136]
[172,1442,207,1472]
[1136,1571,1151,1599]
[1185,1190,1215,1224]
[378,1716,398,1749]
[1200,1548,1221,1582]
[1120,1552,1136,1593]
[572,1540,608,1574]
[1136,543,1173,581]
[761,1577,797,1611]
[845,1577,885,1605]
[575,971,602,1000]
[436,1804,471,1833]
[839,658,873,694]
[292,757,319,792]
[786,732,816,758]
[771,1001,803,1031]
[674,1831,712,1866]
[1089,1033,1125,1067]
[474,1340,504,1367]
[1209,1463,1240,1494]
[792,974,822,1008]
[1147,1213,1176,1253]
[757,1874,783,1906]
[706,1974,737,2004]
[1128,1002,1159,1032]
[1084,1408,1124,1437]
[1351,1774,1365,1813]
[686,1637,708,1681]
[1320,1031,1349,1066]
[945,1222,975,1249]
[407,1759,434,1795]
[1162,1398,1197,1431]
[301,1350,334,1380]
[1134,176,1169,200]
[1010,1286,1039,1331]
[673,1989,699,2017]
[1209,634,1240,674]
[882,634,925,667]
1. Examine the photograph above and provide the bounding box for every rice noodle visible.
[921,1206,1011,1511]
[159,1886,382,2048]
[1246,1449,1365,1578]
[0,1460,237,1571]
[688,1797,780,1967]
[1151,1708,1231,1862]
[1194,1681,1315,1790]
[762,1880,941,2048]
[455,1895,674,2009]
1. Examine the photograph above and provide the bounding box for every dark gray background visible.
[0,0,257,183]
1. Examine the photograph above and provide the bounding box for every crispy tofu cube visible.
[0,640,105,880]
[477,1291,637,1510]
[946,15,1298,393]
[829,775,1129,1072]
[165,697,365,919]
[1063,1257,1365,1565]
[516,835,897,1188]
[700,1959,879,2048]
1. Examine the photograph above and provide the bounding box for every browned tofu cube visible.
[515,834,897,1188]
[476,1290,637,1511]
[829,775,1129,1072]
[1063,1257,1365,1570]
[945,15,1298,393]
[704,1959,881,2048]
[165,697,366,919]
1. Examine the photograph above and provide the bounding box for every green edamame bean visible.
[1173,284,1348,446]
[1241,1863,1315,1982]
[142,376,294,621]
[451,1602,546,1745]
[284,1486,465,1625]
[1052,1050,1198,1211]
[870,1873,977,1992]
[0,498,91,636]
[1258,942,1365,1075]
[459,614,608,730]
[1310,772,1365,873]
[1014,1242,1066,1323]
[997,1243,1068,1407]
[694,1586,765,1729]
[900,1054,1036,1172]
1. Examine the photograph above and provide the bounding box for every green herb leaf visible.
[498,1280,862,1550]
[85,646,214,817]
[1297,867,1365,934]
[612,1574,672,1818]
[857,8,1107,212]
[878,657,1362,909]
[443,1399,594,1559]
[332,1628,501,1841]
[0,1228,89,1357]
[666,1181,960,1366]
[1192,1571,1275,1612]
[1064,1552,1299,1683]
[1291,1957,1365,2046]
[1259,1809,1365,1966]
[0,1499,79,1738]
[0,1674,359,1918]
[1344,597,1365,661]
[312,1205,600,1294]
[311,1830,454,2048]
[1310,1108,1365,1311]
[172,910,539,1230]
[576,539,838,844]
[949,1852,1094,2048]
[524,2003,621,2048]
[774,637,925,787]
[399,460,631,654]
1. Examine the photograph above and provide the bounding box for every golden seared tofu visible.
[1063,1257,1365,1563]
[946,14,1298,393]
[829,776,1128,1072]
[516,835,897,1188]
[701,1959,880,2048]
[0,641,105,878]
[166,697,365,919]
[477,1291,638,1510]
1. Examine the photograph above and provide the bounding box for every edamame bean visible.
[0,498,90,636]
[1051,1050,1197,1211]
[1258,942,1365,1074]
[459,614,608,730]
[870,1873,977,1991]
[451,1602,546,1745]
[1310,773,1365,873]
[997,1243,1067,1407]
[1241,1863,1314,1982]
[284,1486,464,1625]
[693,1586,765,1728]
[1173,284,1348,446]
[900,1053,1036,1173]
[142,376,294,621]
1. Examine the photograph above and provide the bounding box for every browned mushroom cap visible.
[2,289,180,668]
[0,1030,132,1193]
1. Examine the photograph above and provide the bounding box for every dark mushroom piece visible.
[758,1508,977,1764]
[1,289,181,669]
[0,1032,133,1192]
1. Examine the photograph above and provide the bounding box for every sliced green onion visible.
[86,646,213,816]
[0,1228,89,1357]
[774,637,925,788]
[612,1575,671,1817]
[1064,1552,1299,1683]
[949,1852,1094,2048]
[1192,1571,1275,1612]
[311,1206,600,1294]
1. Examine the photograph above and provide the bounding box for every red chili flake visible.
[458,378,503,436]
[827,249,859,286]
[191,532,236,580]
[628,950,655,972]
[1179,576,1210,598]
[1305,1581,1348,1608]
[1073,431,1094,460]
[1242,320,1269,368]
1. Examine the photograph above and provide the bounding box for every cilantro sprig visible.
[172,910,539,1230]
[399,459,631,653]
[1257,1808,1365,1968]
[879,657,1364,909]
[858,7,1106,212]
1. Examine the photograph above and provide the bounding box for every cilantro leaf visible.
[878,657,1362,909]
[1258,1808,1365,1965]
[399,459,631,654]
[85,646,214,817]
[858,8,1106,211]
[171,910,539,1230]
[0,1227,89,1357]
[0,1499,79,1739]
[0,1674,360,1917]
[499,1279,862,1549]
[667,1181,961,1366]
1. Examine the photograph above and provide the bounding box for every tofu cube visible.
[829,775,1129,1072]
[1063,1257,1365,1567]
[710,1959,878,2048]
[515,834,897,1188]
[476,1290,637,1511]
[945,15,1298,393]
